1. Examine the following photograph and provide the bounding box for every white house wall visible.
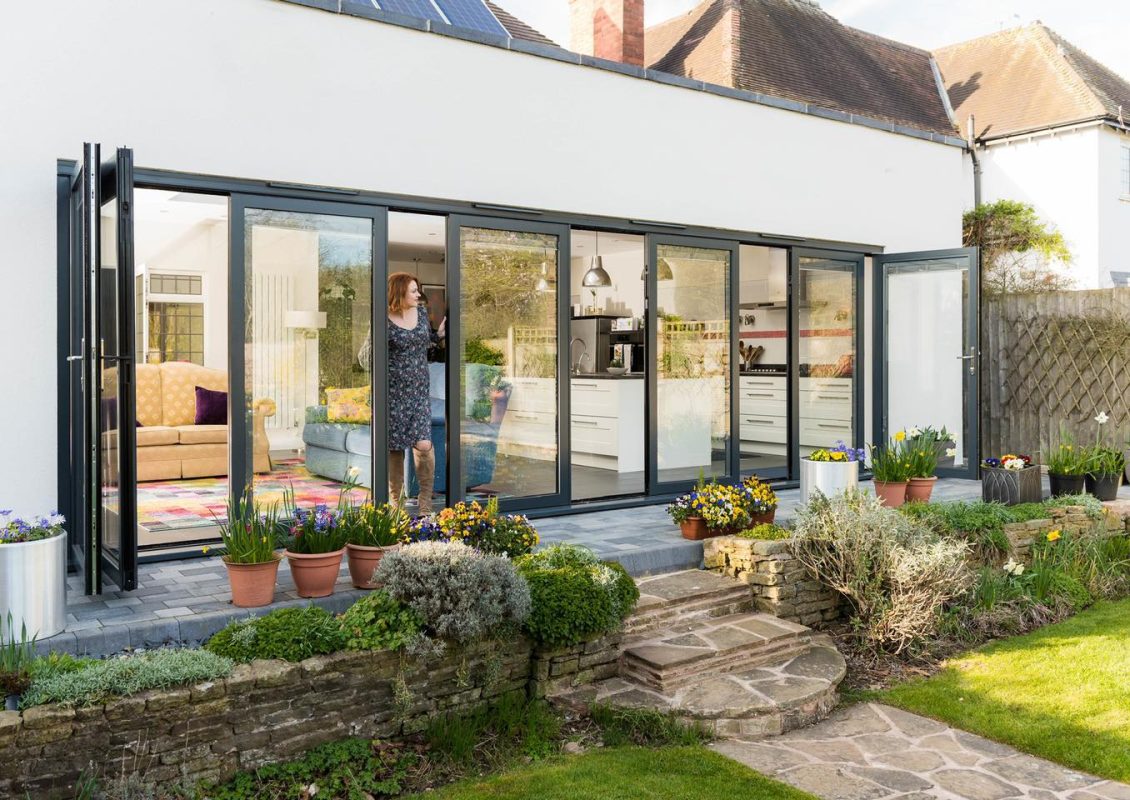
[0,0,965,513]
[1097,127,1130,285]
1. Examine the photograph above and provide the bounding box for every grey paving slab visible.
[713,703,1129,800]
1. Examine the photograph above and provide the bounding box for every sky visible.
[500,0,1130,81]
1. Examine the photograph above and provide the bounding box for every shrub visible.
[375,541,530,644]
[1044,493,1104,519]
[339,590,423,652]
[21,649,233,708]
[792,491,970,653]
[406,498,539,557]
[205,605,346,663]
[516,544,638,647]
[736,523,790,541]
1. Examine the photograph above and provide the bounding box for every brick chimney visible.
[569,0,645,67]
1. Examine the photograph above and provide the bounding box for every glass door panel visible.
[879,249,979,477]
[452,220,567,507]
[797,255,859,458]
[652,240,733,486]
[239,203,379,513]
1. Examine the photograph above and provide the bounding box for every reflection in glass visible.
[460,227,558,501]
[798,257,855,456]
[738,245,789,476]
[655,244,730,483]
[99,196,122,557]
[245,210,373,512]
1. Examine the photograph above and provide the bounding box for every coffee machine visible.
[609,329,644,372]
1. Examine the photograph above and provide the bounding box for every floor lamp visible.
[284,310,327,453]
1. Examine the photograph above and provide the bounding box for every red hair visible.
[387,272,418,314]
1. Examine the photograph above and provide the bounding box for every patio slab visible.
[46,477,990,657]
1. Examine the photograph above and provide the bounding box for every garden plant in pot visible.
[800,441,865,504]
[738,475,778,525]
[215,494,282,608]
[0,614,35,711]
[980,453,1041,505]
[0,511,67,639]
[869,434,910,507]
[1046,431,1087,496]
[342,500,409,590]
[1085,412,1124,501]
[905,427,945,503]
[667,478,750,540]
[406,497,539,556]
[283,486,349,598]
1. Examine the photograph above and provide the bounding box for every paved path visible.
[713,703,1130,800]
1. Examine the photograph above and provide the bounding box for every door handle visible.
[956,346,977,375]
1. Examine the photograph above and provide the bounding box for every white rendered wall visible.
[1096,128,1130,285]
[0,0,965,513]
[979,127,1102,288]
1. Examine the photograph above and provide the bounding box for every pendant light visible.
[582,231,612,287]
[535,248,551,293]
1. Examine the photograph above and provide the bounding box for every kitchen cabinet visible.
[739,375,786,456]
[571,377,644,473]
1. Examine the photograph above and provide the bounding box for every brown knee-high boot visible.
[388,450,405,507]
[413,446,435,515]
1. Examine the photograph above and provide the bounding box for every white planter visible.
[799,459,859,505]
[0,533,67,639]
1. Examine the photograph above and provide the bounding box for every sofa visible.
[107,361,273,482]
[302,363,504,494]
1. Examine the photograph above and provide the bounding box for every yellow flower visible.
[201,545,210,554]
[261,536,268,543]
[1047,530,1061,542]
[894,431,906,442]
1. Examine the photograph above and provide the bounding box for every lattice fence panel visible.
[983,288,1130,459]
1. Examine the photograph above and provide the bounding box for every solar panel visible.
[375,0,445,22]
[432,0,507,36]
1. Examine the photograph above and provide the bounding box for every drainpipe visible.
[967,115,982,208]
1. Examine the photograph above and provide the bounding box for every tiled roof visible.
[485,1,557,47]
[934,24,1130,141]
[644,0,957,137]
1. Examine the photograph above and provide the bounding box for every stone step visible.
[621,612,812,692]
[625,570,753,637]
[558,636,845,740]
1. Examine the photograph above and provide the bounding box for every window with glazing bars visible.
[148,302,204,365]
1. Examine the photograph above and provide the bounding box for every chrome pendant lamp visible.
[582,231,612,287]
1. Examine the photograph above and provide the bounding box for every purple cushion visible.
[194,386,228,425]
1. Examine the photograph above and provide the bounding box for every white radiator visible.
[251,273,298,432]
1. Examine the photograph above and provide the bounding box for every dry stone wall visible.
[1003,502,1130,561]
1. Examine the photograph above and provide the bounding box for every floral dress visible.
[387,307,436,450]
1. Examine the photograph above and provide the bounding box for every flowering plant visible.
[981,453,1032,471]
[806,441,866,463]
[215,493,280,564]
[0,510,65,545]
[284,484,348,554]
[405,497,539,557]
[868,438,910,482]
[737,476,778,516]
[667,482,750,530]
[341,502,410,548]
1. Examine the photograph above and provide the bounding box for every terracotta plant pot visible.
[1086,472,1123,502]
[346,543,399,590]
[679,517,713,541]
[285,548,345,598]
[1048,472,1086,497]
[748,509,777,526]
[223,555,281,608]
[872,480,909,508]
[906,476,937,503]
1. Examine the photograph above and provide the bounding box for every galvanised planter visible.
[800,459,859,505]
[0,532,67,639]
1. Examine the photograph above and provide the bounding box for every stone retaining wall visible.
[702,537,841,627]
[1003,504,1130,561]
[0,633,618,798]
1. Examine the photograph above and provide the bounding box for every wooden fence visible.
[982,288,1130,459]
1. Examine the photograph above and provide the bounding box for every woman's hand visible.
[437,317,447,339]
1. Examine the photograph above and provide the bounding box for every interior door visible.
[73,143,138,593]
[447,216,570,511]
[876,248,979,478]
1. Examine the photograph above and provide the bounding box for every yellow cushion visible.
[326,386,371,424]
[159,362,227,427]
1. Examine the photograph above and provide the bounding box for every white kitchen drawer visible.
[800,418,853,447]
[800,377,852,394]
[506,377,557,413]
[740,394,786,417]
[570,379,619,417]
[571,414,619,457]
[500,409,557,449]
[739,414,787,445]
[740,376,786,390]
[800,389,852,422]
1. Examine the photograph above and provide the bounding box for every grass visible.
[405,746,817,800]
[872,597,1130,782]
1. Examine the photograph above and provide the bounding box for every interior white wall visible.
[979,126,1102,288]
[0,0,965,512]
[738,246,788,365]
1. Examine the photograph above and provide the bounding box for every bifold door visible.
[70,143,138,593]
[876,248,979,477]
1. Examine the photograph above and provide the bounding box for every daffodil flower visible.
[1047,530,1062,542]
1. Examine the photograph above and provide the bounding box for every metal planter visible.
[800,459,859,505]
[981,466,1042,506]
[0,533,67,639]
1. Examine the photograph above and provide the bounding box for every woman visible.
[382,272,445,513]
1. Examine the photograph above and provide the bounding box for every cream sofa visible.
[107,362,273,482]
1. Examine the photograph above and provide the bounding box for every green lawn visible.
[407,746,816,800]
[875,598,1130,782]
